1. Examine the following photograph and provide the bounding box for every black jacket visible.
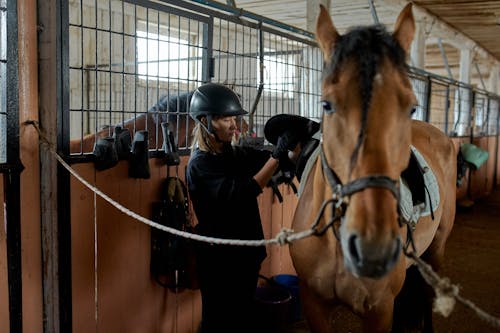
[186,145,269,263]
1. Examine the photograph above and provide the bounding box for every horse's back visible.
[411,120,457,180]
[410,120,456,261]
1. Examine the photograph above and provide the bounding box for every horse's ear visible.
[316,4,339,62]
[393,3,415,53]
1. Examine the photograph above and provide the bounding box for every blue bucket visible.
[272,274,301,323]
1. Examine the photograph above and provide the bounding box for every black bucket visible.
[272,274,301,323]
[254,283,291,332]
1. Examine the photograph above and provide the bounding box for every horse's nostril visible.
[348,234,360,263]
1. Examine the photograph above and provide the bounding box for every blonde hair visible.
[191,115,240,154]
[191,122,217,154]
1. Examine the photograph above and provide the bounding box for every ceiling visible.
[230,0,500,91]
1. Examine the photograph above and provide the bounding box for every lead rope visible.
[404,224,500,328]
[25,120,500,330]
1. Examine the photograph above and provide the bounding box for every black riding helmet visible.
[189,83,247,133]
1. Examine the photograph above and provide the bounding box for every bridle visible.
[309,140,419,255]
[310,141,401,238]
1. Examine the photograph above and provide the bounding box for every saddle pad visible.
[399,146,440,226]
[298,132,321,197]
[298,143,440,228]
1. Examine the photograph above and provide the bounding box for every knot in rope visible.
[275,228,295,246]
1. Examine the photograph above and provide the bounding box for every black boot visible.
[93,137,119,171]
[129,130,151,179]
[113,125,132,160]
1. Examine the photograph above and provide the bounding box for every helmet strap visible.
[201,115,224,143]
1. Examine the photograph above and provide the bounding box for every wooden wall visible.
[71,156,201,333]
[452,136,500,201]
[68,153,300,332]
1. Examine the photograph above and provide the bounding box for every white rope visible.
[409,252,500,330]
[27,120,315,247]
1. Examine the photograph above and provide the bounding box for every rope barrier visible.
[25,120,315,247]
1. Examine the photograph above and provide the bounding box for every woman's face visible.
[211,116,238,143]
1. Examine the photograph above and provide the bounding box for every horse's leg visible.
[362,298,395,333]
[420,185,456,332]
[299,281,334,333]
[392,265,433,333]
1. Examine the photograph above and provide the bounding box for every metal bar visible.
[367,0,380,25]
[5,0,23,331]
[437,38,454,80]
[485,97,491,135]
[166,0,314,39]
[58,0,73,330]
[474,61,487,91]
[424,78,432,123]
[444,85,451,134]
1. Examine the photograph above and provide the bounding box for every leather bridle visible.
[309,142,402,239]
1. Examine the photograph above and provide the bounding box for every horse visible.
[69,91,248,156]
[69,92,194,155]
[289,4,457,332]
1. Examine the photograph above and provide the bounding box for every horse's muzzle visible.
[342,231,402,279]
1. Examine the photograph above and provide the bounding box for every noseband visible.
[320,145,400,200]
[310,143,401,237]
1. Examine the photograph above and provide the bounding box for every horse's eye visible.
[321,100,335,114]
[410,106,417,115]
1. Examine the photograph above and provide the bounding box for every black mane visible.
[324,24,407,171]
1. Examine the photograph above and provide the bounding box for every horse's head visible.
[316,4,417,278]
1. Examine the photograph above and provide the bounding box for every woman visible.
[186,83,296,332]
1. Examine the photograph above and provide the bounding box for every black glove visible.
[271,131,299,161]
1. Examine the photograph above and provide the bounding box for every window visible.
[136,30,202,81]
[261,48,296,97]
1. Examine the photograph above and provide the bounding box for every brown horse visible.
[69,92,248,155]
[290,4,456,332]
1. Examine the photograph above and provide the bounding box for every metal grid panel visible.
[66,0,500,159]
[0,1,6,164]
[409,73,428,121]
[473,91,489,137]
[210,16,322,139]
[449,85,472,137]
[68,0,322,157]
[487,98,499,135]
[423,78,475,137]
[68,0,209,154]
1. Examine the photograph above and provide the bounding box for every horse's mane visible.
[324,25,407,170]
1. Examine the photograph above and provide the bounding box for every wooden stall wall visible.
[259,182,299,279]
[0,177,8,333]
[451,135,499,202]
[71,156,201,333]
[451,137,470,201]
[468,136,497,200]
[69,152,301,332]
